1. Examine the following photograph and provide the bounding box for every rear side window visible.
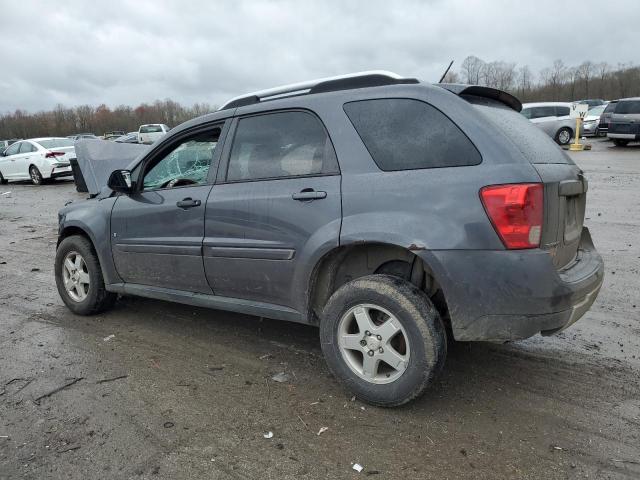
[19,142,36,153]
[615,100,640,114]
[556,106,570,116]
[226,111,338,182]
[343,99,481,171]
[603,102,617,113]
[530,106,556,119]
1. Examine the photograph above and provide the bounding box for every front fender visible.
[58,197,121,285]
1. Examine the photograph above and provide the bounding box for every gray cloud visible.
[1,0,638,113]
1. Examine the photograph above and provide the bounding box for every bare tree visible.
[577,61,594,98]
[461,55,484,85]
[517,65,534,98]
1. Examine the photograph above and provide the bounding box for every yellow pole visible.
[569,116,584,151]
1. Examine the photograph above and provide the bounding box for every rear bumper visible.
[608,133,639,140]
[50,165,73,179]
[422,227,604,342]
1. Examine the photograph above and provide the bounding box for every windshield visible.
[587,105,606,117]
[37,138,75,148]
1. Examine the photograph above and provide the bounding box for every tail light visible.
[480,183,543,249]
[45,151,65,158]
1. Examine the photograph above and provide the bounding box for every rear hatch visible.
[462,92,587,268]
[609,99,640,135]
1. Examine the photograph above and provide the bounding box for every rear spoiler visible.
[436,84,522,112]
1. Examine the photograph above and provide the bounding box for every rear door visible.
[530,106,558,136]
[110,122,229,293]
[204,110,341,310]
[17,142,38,178]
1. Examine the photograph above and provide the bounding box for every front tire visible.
[320,275,446,407]
[555,127,573,146]
[613,139,629,147]
[29,165,43,185]
[55,235,116,315]
[0,171,7,184]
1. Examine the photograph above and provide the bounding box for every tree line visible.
[0,100,215,140]
[445,57,640,103]
[2,59,639,139]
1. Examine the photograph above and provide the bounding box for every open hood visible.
[74,139,149,196]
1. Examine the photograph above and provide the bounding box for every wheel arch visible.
[306,241,450,327]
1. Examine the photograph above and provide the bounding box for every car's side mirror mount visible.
[108,169,132,193]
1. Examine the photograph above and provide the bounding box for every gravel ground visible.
[0,138,639,479]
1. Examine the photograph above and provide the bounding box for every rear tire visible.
[555,127,573,146]
[29,165,43,185]
[55,235,116,315]
[613,139,629,147]
[320,274,446,407]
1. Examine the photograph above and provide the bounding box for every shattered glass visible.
[143,140,217,189]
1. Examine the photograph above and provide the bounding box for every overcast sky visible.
[1,0,638,113]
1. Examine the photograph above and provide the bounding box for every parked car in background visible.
[0,137,75,185]
[598,100,618,137]
[69,133,99,141]
[582,104,607,137]
[608,97,640,147]
[114,132,140,143]
[138,124,170,144]
[102,131,125,141]
[521,102,575,145]
[1,139,20,151]
[575,99,606,108]
[55,72,603,406]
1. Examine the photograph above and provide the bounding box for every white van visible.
[138,124,170,144]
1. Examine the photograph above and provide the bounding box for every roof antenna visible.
[438,60,454,83]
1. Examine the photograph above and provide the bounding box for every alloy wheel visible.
[62,251,90,302]
[337,304,410,385]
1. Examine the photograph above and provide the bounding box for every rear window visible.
[140,125,163,133]
[467,96,574,165]
[615,100,640,114]
[343,98,481,171]
[38,138,74,148]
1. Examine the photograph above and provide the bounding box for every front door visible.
[110,123,228,293]
[1,142,22,178]
[204,110,342,310]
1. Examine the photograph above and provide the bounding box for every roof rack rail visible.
[219,71,419,110]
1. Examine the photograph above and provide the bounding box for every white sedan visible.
[0,137,75,185]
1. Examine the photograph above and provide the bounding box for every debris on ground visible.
[263,431,274,439]
[96,375,128,384]
[317,427,329,436]
[33,377,84,405]
[56,444,81,453]
[103,334,115,342]
[30,268,40,272]
[352,463,364,473]
[163,422,174,429]
[271,372,290,383]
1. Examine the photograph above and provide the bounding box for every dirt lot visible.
[1,138,639,480]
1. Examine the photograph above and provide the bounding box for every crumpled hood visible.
[74,139,149,196]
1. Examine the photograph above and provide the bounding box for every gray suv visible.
[55,72,604,406]
[608,97,640,146]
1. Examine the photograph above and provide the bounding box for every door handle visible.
[292,189,327,201]
[176,198,201,209]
